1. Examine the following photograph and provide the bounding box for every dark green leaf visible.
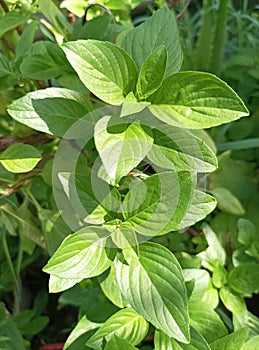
[0,304,25,350]
[136,46,167,100]
[121,7,182,76]
[0,10,29,38]
[8,88,93,137]
[20,41,70,80]
[228,263,259,295]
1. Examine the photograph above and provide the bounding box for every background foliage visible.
[0,0,259,349]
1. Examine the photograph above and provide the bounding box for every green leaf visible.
[212,262,227,289]
[64,316,101,350]
[20,41,70,80]
[58,172,120,224]
[99,263,127,308]
[180,191,217,229]
[154,327,211,350]
[210,187,245,216]
[219,287,247,316]
[136,46,167,100]
[71,15,111,41]
[0,304,26,350]
[0,143,41,173]
[189,302,228,343]
[227,263,259,295]
[147,125,218,172]
[0,53,13,77]
[210,327,249,350]
[115,242,190,343]
[38,0,72,39]
[48,275,82,293]
[43,226,114,285]
[86,308,148,350]
[122,171,195,236]
[237,218,258,246]
[0,10,29,38]
[94,116,153,185]
[183,269,210,304]
[149,72,249,129]
[15,21,38,60]
[62,40,138,104]
[197,224,226,271]
[240,336,259,350]
[38,209,71,256]
[7,88,93,137]
[104,335,139,350]
[121,7,182,76]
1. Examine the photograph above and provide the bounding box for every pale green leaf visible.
[154,327,211,350]
[180,191,217,229]
[122,171,195,236]
[86,308,148,350]
[62,40,138,104]
[219,287,247,316]
[7,88,93,137]
[210,327,249,350]
[0,143,41,173]
[149,72,249,129]
[197,224,226,271]
[115,242,190,343]
[99,263,127,309]
[64,316,101,350]
[121,7,182,76]
[183,269,210,304]
[136,46,167,100]
[189,302,228,343]
[147,125,218,172]
[94,115,153,185]
[104,335,139,350]
[43,226,113,282]
[49,275,82,293]
[210,187,245,216]
[240,336,259,350]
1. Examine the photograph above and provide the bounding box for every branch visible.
[0,132,52,153]
[0,0,9,13]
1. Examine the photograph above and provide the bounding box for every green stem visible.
[193,0,215,71]
[209,0,229,75]
[2,230,20,315]
[216,138,259,151]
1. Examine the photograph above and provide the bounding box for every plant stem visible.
[209,0,229,75]
[2,230,20,315]
[216,138,259,151]
[193,0,215,71]
[0,0,9,13]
